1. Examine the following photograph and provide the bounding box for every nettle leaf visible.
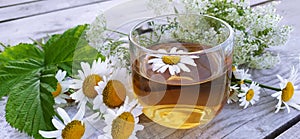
[3,59,56,139]
[44,25,87,73]
[0,43,43,67]
[44,25,103,75]
[0,59,43,97]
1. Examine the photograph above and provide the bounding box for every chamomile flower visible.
[93,68,129,113]
[227,84,240,104]
[148,47,199,75]
[39,106,94,139]
[238,82,261,109]
[52,70,72,104]
[233,67,251,84]
[98,97,144,139]
[271,66,300,113]
[70,58,112,112]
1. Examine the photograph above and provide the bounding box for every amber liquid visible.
[132,43,231,129]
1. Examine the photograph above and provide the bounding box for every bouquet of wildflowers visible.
[0,0,296,139]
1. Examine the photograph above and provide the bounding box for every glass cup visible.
[129,14,234,129]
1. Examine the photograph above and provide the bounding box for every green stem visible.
[86,102,100,113]
[106,28,128,36]
[243,79,281,91]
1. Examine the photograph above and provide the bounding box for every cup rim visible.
[129,14,234,55]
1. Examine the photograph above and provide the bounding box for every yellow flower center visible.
[82,74,102,99]
[111,112,135,139]
[162,55,181,65]
[52,83,62,97]
[62,120,85,139]
[246,89,254,101]
[282,82,294,102]
[232,66,236,72]
[102,80,126,108]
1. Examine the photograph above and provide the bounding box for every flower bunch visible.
[39,59,144,139]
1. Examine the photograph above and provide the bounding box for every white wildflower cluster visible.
[148,0,292,69]
[86,14,130,69]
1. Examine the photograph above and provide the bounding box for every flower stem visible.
[86,102,100,113]
[243,79,281,91]
[106,28,128,36]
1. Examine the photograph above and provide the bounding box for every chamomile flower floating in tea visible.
[70,58,112,112]
[271,66,300,113]
[93,68,129,113]
[148,47,199,75]
[98,97,144,139]
[238,82,261,109]
[227,84,240,104]
[39,106,93,139]
[52,70,72,104]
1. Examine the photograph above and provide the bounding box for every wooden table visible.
[1,0,300,138]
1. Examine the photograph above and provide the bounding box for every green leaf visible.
[44,25,88,71]
[0,59,43,97]
[44,24,103,75]
[4,59,56,139]
[0,43,43,67]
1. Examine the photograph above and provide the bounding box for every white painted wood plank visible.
[0,0,110,22]
[1,0,300,138]
[0,0,37,7]
[0,0,130,47]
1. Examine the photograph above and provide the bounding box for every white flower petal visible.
[78,70,85,80]
[81,62,91,77]
[173,65,181,74]
[271,91,281,97]
[39,130,62,138]
[69,79,83,89]
[73,104,85,120]
[57,108,71,125]
[170,47,177,53]
[54,97,67,104]
[158,49,167,53]
[52,119,65,130]
[148,58,162,64]
[180,57,196,66]
[152,63,165,71]
[177,63,190,72]
[168,66,175,75]
[158,65,169,73]
[283,102,291,113]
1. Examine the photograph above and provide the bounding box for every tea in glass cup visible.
[129,14,234,129]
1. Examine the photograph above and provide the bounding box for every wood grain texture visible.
[0,0,39,7]
[0,0,110,22]
[1,0,300,138]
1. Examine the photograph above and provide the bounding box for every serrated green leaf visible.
[4,59,56,139]
[44,25,88,68]
[0,43,43,67]
[0,59,43,97]
[44,24,103,75]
